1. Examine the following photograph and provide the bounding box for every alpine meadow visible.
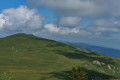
[0,33,120,80]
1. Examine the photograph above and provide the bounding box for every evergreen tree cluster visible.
[71,67,88,80]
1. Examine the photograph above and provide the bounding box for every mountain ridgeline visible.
[63,42,120,58]
[0,33,120,80]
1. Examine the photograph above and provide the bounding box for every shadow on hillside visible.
[54,50,115,64]
[49,68,114,80]
[39,77,47,80]
[81,67,115,79]
[54,50,89,59]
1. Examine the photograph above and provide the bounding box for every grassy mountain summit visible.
[0,33,120,80]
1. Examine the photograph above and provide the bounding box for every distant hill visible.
[0,33,120,80]
[63,42,120,58]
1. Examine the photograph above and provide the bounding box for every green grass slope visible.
[0,33,120,80]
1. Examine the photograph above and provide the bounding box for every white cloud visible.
[44,24,60,33]
[0,14,6,29]
[91,27,119,32]
[44,24,79,34]
[59,16,81,26]
[88,18,120,33]
[27,0,120,17]
[44,24,91,36]
[0,5,44,32]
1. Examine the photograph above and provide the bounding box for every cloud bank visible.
[26,0,120,38]
[59,16,81,26]
[27,0,120,17]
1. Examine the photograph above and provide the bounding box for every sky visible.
[0,0,120,49]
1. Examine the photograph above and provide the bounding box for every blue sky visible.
[0,0,120,49]
[38,8,56,24]
[0,0,26,12]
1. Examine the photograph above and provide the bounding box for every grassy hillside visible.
[0,33,120,80]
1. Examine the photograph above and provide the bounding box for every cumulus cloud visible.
[59,16,81,26]
[0,5,44,32]
[44,24,91,35]
[27,0,120,17]
[44,24,79,34]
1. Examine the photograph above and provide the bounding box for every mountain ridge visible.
[62,42,120,58]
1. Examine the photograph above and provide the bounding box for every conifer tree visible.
[71,67,88,80]
[72,67,77,80]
